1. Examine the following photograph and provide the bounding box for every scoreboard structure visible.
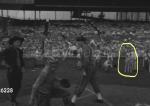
[35,0,150,7]
[34,0,150,11]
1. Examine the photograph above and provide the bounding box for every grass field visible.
[0,58,150,106]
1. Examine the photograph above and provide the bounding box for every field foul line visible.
[70,84,94,101]
[86,88,113,106]
[77,93,94,100]
[71,84,113,106]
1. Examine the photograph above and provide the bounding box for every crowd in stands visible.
[0,20,150,60]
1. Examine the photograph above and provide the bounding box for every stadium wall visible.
[117,12,150,21]
[0,10,149,21]
[0,10,117,20]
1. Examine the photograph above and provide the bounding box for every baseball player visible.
[70,36,104,106]
[124,51,131,73]
[29,56,71,106]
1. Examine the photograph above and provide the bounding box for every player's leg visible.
[129,60,133,73]
[90,73,104,103]
[71,75,89,105]
[14,71,23,102]
[133,59,136,71]
[124,58,128,73]
[127,60,130,73]
[7,71,16,104]
[7,69,22,106]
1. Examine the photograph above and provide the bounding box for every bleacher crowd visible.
[0,20,150,72]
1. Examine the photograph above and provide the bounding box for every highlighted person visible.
[70,36,104,106]
[125,51,136,73]
[125,52,131,73]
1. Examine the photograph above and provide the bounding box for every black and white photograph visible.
[0,0,150,106]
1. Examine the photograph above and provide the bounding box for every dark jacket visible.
[2,46,24,69]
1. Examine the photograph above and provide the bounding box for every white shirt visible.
[69,45,77,51]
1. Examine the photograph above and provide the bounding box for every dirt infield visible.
[0,58,150,106]
[0,84,150,106]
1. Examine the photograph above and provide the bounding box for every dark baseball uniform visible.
[75,45,101,96]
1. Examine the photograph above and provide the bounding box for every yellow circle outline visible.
[118,43,138,78]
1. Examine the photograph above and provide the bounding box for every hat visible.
[8,36,24,45]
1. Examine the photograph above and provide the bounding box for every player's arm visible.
[32,64,49,89]
[29,64,50,105]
